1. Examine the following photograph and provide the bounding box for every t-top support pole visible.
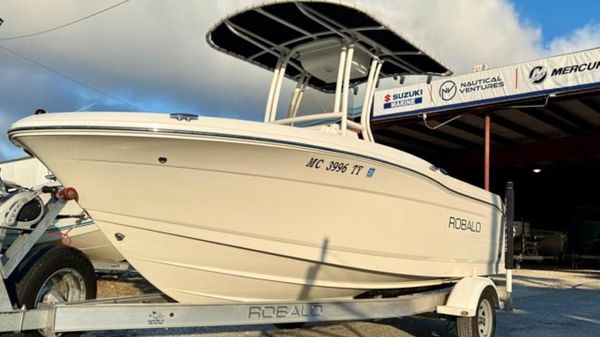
[287,73,307,119]
[361,58,382,142]
[333,46,348,114]
[265,54,285,123]
[340,44,355,136]
[484,114,491,190]
[269,56,290,122]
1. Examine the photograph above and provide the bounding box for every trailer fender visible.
[436,277,499,317]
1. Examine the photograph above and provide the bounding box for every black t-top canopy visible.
[206,1,451,93]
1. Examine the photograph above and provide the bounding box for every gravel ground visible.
[97,274,157,298]
[83,268,600,337]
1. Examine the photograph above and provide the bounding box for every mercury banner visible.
[373,47,600,120]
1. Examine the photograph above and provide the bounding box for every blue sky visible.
[0,0,598,161]
[514,0,598,44]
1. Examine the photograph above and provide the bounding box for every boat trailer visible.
[0,183,515,336]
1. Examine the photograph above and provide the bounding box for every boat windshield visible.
[280,89,363,129]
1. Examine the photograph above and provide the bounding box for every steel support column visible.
[484,114,491,191]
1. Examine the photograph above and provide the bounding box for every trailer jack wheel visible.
[457,287,496,337]
[8,245,97,337]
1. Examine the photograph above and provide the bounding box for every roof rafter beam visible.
[490,111,548,141]
[412,124,480,149]
[375,134,437,155]
[450,119,518,146]
[446,131,600,170]
[375,128,457,152]
[526,107,581,135]
[579,97,600,113]
[544,103,596,130]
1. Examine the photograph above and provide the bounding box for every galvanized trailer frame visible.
[1,289,452,334]
[0,185,512,336]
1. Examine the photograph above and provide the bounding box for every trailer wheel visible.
[10,245,96,337]
[456,287,496,337]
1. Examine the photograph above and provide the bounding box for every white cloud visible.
[359,0,544,73]
[0,0,272,113]
[546,23,600,55]
[0,110,26,160]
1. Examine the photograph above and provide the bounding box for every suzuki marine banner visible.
[373,47,600,120]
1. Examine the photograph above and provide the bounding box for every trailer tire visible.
[457,286,496,337]
[9,244,96,337]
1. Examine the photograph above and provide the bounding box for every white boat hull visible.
[9,113,505,303]
[0,157,124,263]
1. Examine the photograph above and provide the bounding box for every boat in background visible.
[571,207,600,256]
[513,221,567,260]
[8,1,505,304]
[0,157,124,265]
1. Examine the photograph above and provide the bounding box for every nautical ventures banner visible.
[373,47,600,120]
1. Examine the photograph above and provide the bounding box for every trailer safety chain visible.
[59,212,88,247]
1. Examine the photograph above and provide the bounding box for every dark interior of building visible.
[372,91,600,266]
